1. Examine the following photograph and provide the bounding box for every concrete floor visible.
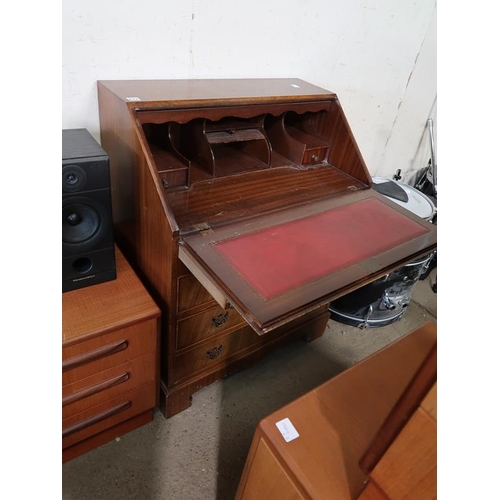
[62,269,437,500]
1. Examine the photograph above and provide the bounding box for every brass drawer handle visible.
[62,340,129,372]
[62,400,132,438]
[62,372,130,407]
[206,345,223,360]
[211,312,229,328]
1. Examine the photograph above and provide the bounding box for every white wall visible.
[62,0,436,180]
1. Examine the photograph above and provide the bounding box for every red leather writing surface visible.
[213,198,429,300]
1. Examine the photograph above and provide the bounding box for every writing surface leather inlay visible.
[213,197,429,300]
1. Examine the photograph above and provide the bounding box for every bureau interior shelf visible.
[265,110,330,166]
[205,128,264,144]
[143,122,191,189]
[139,107,340,194]
[182,115,272,177]
[208,146,270,177]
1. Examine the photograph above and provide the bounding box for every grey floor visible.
[62,269,437,500]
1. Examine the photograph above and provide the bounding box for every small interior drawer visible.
[62,320,157,386]
[302,146,328,165]
[158,169,188,189]
[62,381,156,450]
[62,352,156,420]
[176,304,246,351]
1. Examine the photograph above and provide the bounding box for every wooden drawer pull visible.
[62,372,130,407]
[62,401,132,438]
[62,340,129,372]
[211,312,229,328]
[206,345,223,360]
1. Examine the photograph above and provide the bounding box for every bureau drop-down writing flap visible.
[178,188,436,336]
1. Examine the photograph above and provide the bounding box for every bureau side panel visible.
[97,83,137,248]
[98,83,178,388]
[326,99,372,186]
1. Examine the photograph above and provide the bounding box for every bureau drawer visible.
[173,307,330,383]
[177,272,216,313]
[62,381,156,450]
[173,325,258,383]
[302,146,328,165]
[158,168,188,190]
[62,320,157,386]
[62,352,156,420]
[177,304,246,350]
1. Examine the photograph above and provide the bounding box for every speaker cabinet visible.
[62,129,116,292]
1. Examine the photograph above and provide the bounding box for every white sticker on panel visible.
[126,96,141,101]
[275,417,299,442]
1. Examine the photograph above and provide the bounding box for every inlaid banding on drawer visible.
[174,325,257,382]
[176,304,245,351]
[173,308,330,383]
[177,273,216,313]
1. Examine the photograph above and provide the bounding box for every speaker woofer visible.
[62,203,101,244]
[62,195,110,255]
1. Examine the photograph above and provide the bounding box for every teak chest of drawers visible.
[97,78,437,418]
[235,322,437,500]
[62,246,160,462]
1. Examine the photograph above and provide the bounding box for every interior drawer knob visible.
[211,312,229,328]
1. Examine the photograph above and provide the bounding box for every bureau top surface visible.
[62,247,160,346]
[97,78,334,106]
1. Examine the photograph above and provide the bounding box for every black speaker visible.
[62,128,116,292]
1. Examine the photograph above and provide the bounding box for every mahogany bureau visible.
[97,78,437,418]
[62,246,160,462]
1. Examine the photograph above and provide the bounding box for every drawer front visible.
[173,307,329,384]
[177,304,246,350]
[62,381,156,450]
[62,320,157,387]
[62,352,156,420]
[177,273,216,313]
[174,325,258,382]
[158,168,188,189]
[302,146,327,165]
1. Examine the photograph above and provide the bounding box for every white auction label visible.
[275,417,299,442]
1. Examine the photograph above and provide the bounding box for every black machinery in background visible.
[328,118,437,329]
[403,118,437,292]
[413,118,437,203]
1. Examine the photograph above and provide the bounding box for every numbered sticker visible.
[275,417,299,442]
